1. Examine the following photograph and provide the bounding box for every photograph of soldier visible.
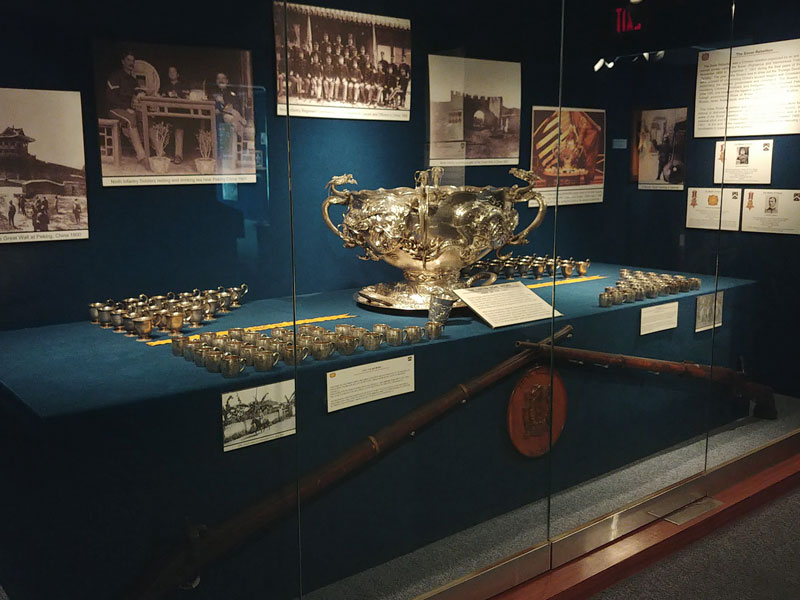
[429,56,521,166]
[222,381,297,452]
[0,87,89,244]
[274,2,411,120]
[93,41,257,185]
[636,107,688,190]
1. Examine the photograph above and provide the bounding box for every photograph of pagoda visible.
[0,87,88,244]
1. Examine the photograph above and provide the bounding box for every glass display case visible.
[0,1,798,599]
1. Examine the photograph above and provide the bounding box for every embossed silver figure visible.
[322,167,547,310]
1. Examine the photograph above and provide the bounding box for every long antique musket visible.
[515,341,776,419]
[126,325,574,600]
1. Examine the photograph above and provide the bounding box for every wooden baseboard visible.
[492,452,800,600]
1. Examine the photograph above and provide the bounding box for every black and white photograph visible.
[765,195,779,214]
[531,106,606,206]
[737,145,750,165]
[637,107,687,191]
[273,2,411,121]
[93,41,257,187]
[222,380,296,452]
[0,88,88,244]
[695,291,723,333]
[429,55,520,166]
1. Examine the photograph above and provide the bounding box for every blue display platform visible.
[0,263,756,600]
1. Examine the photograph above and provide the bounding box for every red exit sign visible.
[616,7,642,33]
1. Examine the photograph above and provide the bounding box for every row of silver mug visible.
[465,254,591,280]
[172,321,445,377]
[88,285,248,341]
[599,271,701,307]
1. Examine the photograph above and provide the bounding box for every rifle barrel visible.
[127,325,573,599]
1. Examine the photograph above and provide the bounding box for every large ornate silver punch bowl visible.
[322,167,547,310]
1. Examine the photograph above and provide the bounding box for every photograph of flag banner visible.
[530,106,606,206]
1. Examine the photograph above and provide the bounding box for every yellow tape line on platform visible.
[526,275,606,290]
[146,313,358,346]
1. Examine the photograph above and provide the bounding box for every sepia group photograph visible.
[273,2,411,121]
[222,380,296,452]
[93,41,257,187]
[428,56,521,166]
[0,87,88,244]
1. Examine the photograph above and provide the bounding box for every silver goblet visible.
[97,305,114,329]
[111,309,127,333]
[186,304,205,328]
[164,311,185,337]
[133,316,154,342]
[88,302,105,324]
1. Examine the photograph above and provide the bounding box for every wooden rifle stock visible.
[126,325,574,599]
[516,342,776,418]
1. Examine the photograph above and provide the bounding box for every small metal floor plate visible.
[663,496,724,525]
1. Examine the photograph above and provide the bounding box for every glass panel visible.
[707,2,800,468]
[278,0,560,597]
[0,5,300,600]
[548,0,736,542]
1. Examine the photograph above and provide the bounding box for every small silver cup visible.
[164,311,185,337]
[172,335,189,356]
[240,343,259,366]
[335,335,359,356]
[404,326,425,344]
[385,327,407,346]
[98,305,114,329]
[241,331,261,345]
[254,350,281,371]
[111,309,126,333]
[133,316,154,342]
[221,355,247,378]
[334,323,353,337]
[205,350,224,373]
[228,328,245,340]
[183,339,202,361]
[311,340,336,360]
[362,331,384,351]
[373,323,391,337]
[424,321,444,340]
[281,343,309,365]
[88,302,105,324]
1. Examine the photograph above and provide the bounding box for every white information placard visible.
[327,355,415,413]
[640,302,679,336]
[695,39,800,138]
[713,139,773,184]
[741,189,800,235]
[454,281,560,328]
[695,291,724,333]
[685,187,742,231]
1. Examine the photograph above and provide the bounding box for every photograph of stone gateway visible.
[0,88,88,244]
[428,56,521,166]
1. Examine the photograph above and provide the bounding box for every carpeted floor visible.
[590,484,800,600]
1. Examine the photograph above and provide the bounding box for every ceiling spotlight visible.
[642,51,650,61]
[654,50,665,61]
[605,60,615,69]
[629,0,643,4]
[594,58,605,72]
